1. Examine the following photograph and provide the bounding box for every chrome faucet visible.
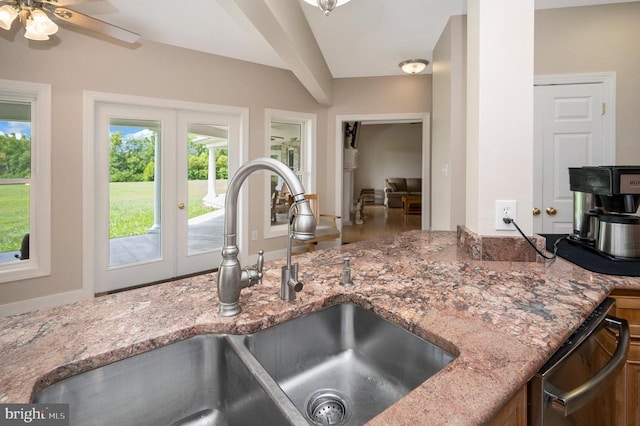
[217,157,316,317]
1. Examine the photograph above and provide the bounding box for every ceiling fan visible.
[0,0,139,43]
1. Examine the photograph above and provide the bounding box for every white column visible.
[148,134,162,233]
[203,144,218,207]
[466,0,534,236]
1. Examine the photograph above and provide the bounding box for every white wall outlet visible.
[495,200,517,231]
[251,230,259,241]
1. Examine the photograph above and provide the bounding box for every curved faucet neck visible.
[224,157,305,242]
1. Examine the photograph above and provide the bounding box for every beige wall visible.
[535,2,640,164]
[0,26,325,306]
[431,15,467,231]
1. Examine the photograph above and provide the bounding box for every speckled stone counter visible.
[2,231,639,425]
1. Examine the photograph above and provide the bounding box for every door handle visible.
[533,207,541,216]
[545,316,629,416]
[546,207,557,216]
[178,203,185,209]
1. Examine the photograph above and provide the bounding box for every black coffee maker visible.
[569,166,640,259]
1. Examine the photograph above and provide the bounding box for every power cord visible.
[502,217,567,261]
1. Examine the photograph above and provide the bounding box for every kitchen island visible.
[1,230,638,424]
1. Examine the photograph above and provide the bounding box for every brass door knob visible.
[546,207,557,216]
[532,207,541,216]
[178,203,185,209]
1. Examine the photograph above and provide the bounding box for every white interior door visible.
[94,104,238,293]
[534,82,608,234]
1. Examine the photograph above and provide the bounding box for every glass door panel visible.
[176,111,238,276]
[108,119,162,268]
[94,104,176,293]
[185,123,228,256]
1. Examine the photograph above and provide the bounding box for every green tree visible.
[109,131,155,182]
[0,133,31,179]
[187,138,208,180]
[215,149,228,179]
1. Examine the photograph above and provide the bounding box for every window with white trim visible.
[0,80,51,283]
[264,109,316,238]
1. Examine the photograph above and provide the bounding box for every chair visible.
[296,194,341,253]
[271,182,291,223]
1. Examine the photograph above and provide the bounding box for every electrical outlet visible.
[251,230,259,241]
[495,200,516,231]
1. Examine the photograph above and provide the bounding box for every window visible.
[265,109,316,238]
[0,80,51,283]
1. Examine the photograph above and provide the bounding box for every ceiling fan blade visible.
[40,0,95,7]
[43,4,140,44]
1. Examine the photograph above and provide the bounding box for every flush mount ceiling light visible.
[399,59,430,74]
[303,0,352,16]
[0,0,139,43]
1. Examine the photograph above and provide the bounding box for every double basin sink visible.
[35,303,456,425]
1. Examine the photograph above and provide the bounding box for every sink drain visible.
[305,390,350,426]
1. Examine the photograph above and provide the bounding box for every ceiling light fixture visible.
[0,1,58,40]
[303,0,352,16]
[0,4,18,30]
[399,59,430,74]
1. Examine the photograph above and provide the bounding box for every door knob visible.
[532,207,541,216]
[178,203,185,209]
[546,207,557,216]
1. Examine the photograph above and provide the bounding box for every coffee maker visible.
[569,166,640,259]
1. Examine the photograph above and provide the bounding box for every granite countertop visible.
[1,230,639,424]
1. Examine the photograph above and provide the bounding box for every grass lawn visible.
[0,184,30,253]
[109,180,216,238]
[0,180,217,252]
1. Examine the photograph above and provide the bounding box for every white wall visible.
[353,123,422,198]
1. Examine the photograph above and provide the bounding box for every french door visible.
[93,102,240,293]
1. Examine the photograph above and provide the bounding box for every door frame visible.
[533,72,616,233]
[83,91,249,295]
[334,113,431,231]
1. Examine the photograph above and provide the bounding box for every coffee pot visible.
[569,166,640,259]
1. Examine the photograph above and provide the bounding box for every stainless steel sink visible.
[241,303,457,425]
[34,304,456,426]
[34,334,294,426]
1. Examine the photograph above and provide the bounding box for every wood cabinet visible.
[608,289,640,425]
[489,385,527,426]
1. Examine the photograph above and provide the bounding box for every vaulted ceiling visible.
[66,0,637,105]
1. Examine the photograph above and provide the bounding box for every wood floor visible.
[341,204,421,244]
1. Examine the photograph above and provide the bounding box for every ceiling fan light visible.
[303,0,351,16]
[399,59,430,74]
[24,27,50,40]
[29,9,58,36]
[24,17,50,40]
[0,4,18,30]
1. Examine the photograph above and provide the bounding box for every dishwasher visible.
[529,297,630,425]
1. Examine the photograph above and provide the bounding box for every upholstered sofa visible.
[384,178,422,208]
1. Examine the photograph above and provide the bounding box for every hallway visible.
[341,205,421,244]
